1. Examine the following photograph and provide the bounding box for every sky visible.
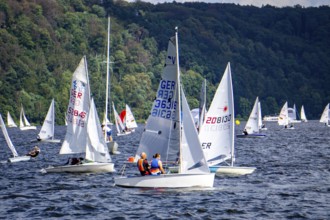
[125,0,330,7]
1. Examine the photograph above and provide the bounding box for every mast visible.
[175,27,183,173]
[104,16,111,140]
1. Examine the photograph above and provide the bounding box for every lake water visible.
[0,121,329,219]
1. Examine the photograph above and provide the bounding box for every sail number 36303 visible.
[205,114,231,124]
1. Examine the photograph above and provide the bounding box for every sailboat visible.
[44,56,115,173]
[37,99,61,143]
[237,97,266,138]
[319,103,330,127]
[113,102,131,136]
[114,28,214,188]
[198,63,256,176]
[7,112,17,127]
[119,104,138,132]
[19,105,37,130]
[258,101,267,130]
[300,105,308,122]
[0,113,31,162]
[278,102,294,129]
[102,17,119,154]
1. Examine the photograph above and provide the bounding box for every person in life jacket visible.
[150,153,165,175]
[137,152,151,176]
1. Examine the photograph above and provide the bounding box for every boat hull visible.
[40,139,61,143]
[114,173,215,188]
[8,156,31,163]
[236,134,266,138]
[44,162,115,173]
[107,141,120,155]
[210,166,256,176]
[20,126,37,131]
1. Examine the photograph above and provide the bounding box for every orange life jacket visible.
[137,159,145,172]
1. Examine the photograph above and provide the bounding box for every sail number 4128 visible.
[205,114,231,124]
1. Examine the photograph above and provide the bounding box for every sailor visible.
[26,146,40,157]
[150,153,165,175]
[137,152,150,176]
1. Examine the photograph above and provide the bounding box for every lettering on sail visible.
[66,80,87,127]
[151,80,177,119]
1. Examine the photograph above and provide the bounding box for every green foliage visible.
[0,0,329,126]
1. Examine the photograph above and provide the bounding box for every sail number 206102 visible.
[205,114,232,124]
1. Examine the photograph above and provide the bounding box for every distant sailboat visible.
[119,104,138,132]
[19,105,37,130]
[319,103,330,127]
[258,101,267,130]
[37,99,61,143]
[7,112,17,127]
[278,102,294,129]
[237,97,266,138]
[0,113,31,162]
[113,102,131,136]
[300,105,308,122]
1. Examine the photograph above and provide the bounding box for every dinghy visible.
[198,63,256,176]
[7,112,17,127]
[19,105,37,130]
[44,56,115,173]
[37,99,61,143]
[319,103,330,127]
[300,105,308,122]
[119,104,138,132]
[113,102,131,136]
[237,97,266,138]
[258,101,267,130]
[0,113,30,163]
[115,28,214,188]
[278,102,295,129]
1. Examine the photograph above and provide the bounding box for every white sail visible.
[7,112,17,127]
[19,105,36,130]
[244,97,260,134]
[113,102,126,135]
[125,104,138,129]
[320,103,329,125]
[181,89,209,174]
[85,98,112,163]
[199,63,234,166]
[301,105,308,122]
[134,35,180,164]
[0,113,18,157]
[38,99,55,140]
[278,102,289,126]
[60,56,91,154]
[258,102,262,129]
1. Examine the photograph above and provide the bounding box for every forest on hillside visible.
[0,0,329,125]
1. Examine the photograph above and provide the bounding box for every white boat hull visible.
[39,139,61,143]
[44,162,115,173]
[211,166,256,176]
[8,156,31,163]
[20,126,37,131]
[115,173,215,188]
[117,131,131,136]
[236,133,266,138]
[107,141,120,154]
